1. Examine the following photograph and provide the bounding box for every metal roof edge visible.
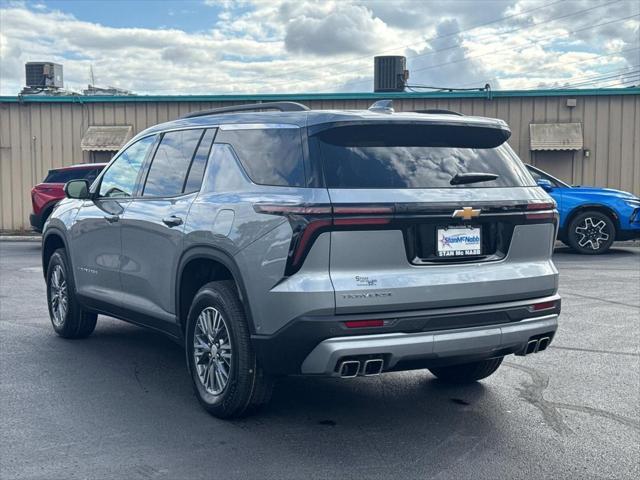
[1,87,638,103]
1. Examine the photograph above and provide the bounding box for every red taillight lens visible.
[525,201,557,221]
[527,202,556,211]
[532,300,557,311]
[333,206,394,215]
[254,203,394,275]
[334,217,391,226]
[344,319,385,328]
[291,219,332,266]
[253,204,332,215]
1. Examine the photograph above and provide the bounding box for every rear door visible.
[310,122,559,314]
[119,128,215,333]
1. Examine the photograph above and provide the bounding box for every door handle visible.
[162,215,183,228]
[104,214,119,223]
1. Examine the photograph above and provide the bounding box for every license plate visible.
[436,227,481,257]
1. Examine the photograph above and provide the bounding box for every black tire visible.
[429,357,503,384]
[186,280,273,419]
[46,248,97,338]
[567,210,616,254]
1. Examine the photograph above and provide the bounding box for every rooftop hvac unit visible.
[374,56,408,92]
[25,62,63,89]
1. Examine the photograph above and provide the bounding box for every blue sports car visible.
[526,165,640,254]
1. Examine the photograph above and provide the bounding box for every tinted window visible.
[84,168,102,184]
[202,144,247,193]
[44,168,94,184]
[313,124,533,189]
[184,129,216,193]
[99,136,155,198]
[216,128,305,187]
[143,129,203,197]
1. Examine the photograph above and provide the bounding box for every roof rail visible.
[413,109,464,116]
[181,101,310,119]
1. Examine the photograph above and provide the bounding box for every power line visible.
[563,75,640,89]
[254,0,567,83]
[262,0,624,89]
[409,14,639,76]
[573,72,640,86]
[345,14,640,92]
[453,46,640,89]
[592,77,640,88]
[552,66,640,88]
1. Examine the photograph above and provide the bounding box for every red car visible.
[30,163,107,232]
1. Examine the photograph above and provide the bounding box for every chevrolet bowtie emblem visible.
[452,207,481,220]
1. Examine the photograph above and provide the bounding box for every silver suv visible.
[42,101,560,418]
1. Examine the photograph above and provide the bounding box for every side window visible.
[184,128,216,193]
[84,168,100,184]
[215,127,305,187]
[99,136,155,198]
[143,129,203,197]
[202,144,247,193]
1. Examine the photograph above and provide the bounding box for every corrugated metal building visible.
[1,88,639,231]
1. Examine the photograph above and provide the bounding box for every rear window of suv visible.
[311,124,534,189]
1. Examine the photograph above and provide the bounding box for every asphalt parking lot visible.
[1,241,638,480]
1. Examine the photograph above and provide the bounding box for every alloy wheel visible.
[193,306,232,395]
[49,264,68,327]
[575,217,610,251]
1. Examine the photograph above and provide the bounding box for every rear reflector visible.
[531,301,557,311]
[344,319,385,328]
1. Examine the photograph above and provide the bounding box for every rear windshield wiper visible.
[450,172,499,185]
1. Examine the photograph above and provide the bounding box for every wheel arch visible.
[176,246,254,337]
[42,228,69,278]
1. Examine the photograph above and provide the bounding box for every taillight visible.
[253,203,394,275]
[253,204,332,215]
[525,201,558,221]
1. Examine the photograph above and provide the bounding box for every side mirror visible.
[537,178,554,192]
[64,179,91,199]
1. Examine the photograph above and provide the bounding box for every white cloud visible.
[0,0,638,95]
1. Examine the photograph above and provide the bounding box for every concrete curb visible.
[0,235,41,242]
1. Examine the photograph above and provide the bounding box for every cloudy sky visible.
[0,0,638,95]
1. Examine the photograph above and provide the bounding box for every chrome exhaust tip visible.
[363,358,384,376]
[525,339,539,355]
[339,360,360,378]
[537,337,551,351]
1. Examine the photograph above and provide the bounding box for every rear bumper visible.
[301,314,558,375]
[252,294,560,375]
[29,212,43,232]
